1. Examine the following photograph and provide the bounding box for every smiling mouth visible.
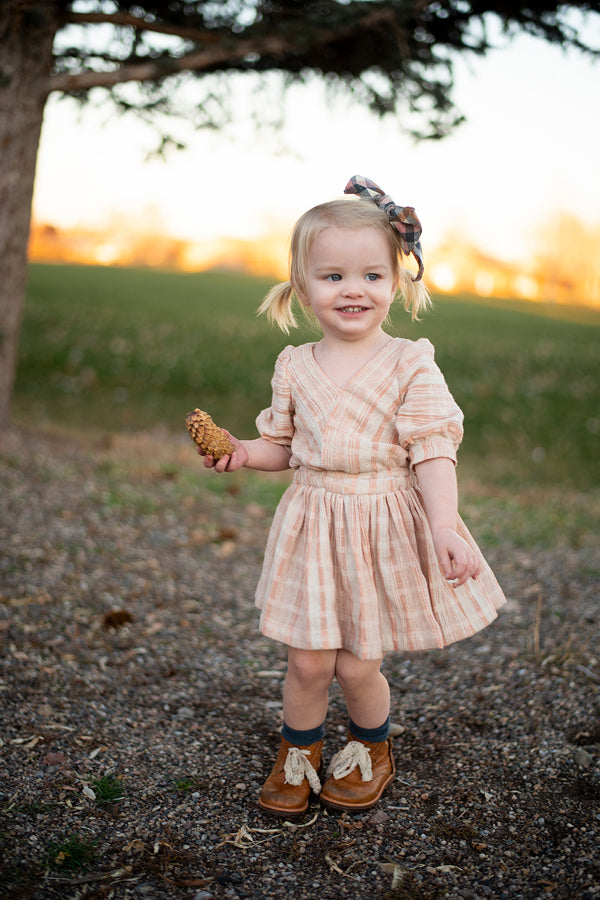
[339,306,367,313]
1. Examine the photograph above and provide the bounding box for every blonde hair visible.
[258,198,430,333]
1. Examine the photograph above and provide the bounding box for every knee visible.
[335,652,382,695]
[287,650,336,691]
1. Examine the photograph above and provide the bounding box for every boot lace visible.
[327,741,373,782]
[284,747,322,795]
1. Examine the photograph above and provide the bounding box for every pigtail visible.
[258,281,298,334]
[396,266,432,321]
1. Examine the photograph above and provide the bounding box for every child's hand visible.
[200,431,249,473]
[432,528,480,587]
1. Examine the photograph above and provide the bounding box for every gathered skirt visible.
[255,467,506,660]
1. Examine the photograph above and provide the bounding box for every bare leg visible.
[334,649,390,728]
[282,647,338,731]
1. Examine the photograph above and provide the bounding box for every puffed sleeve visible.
[395,339,464,468]
[255,345,295,447]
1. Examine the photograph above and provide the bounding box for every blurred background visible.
[31,28,600,305]
[6,2,599,496]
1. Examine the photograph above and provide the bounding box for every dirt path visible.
[1,427,599,899]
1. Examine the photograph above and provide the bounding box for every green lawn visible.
[15,263,600,490]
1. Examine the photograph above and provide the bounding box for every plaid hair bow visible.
[344,175,424,281]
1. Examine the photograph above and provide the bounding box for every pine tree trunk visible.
[0,2,58,428]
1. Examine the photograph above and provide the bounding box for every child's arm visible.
[414,457,480,587]
[201,433,292,474]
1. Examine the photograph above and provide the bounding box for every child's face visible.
[299,226,397,345]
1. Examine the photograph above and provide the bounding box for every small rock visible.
[43,751,67,767]
[368,808,390,825]
[575,747,593,768]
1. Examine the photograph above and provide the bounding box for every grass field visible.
[15,262,600,491]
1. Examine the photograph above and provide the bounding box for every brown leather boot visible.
[320,735,395,812]
[258,737,323,817]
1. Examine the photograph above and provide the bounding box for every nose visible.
[341,278,364,297]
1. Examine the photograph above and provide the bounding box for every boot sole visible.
[257,799,309,817]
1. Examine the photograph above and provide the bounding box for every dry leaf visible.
[153,840,174,855]
[429,864,462,873]
[233,825,254,848]
[11,735,42,748]
[89,746,107,759]
[216,823,285,849]
[82,785,96,800]
[124,839,145,853]
[380,862,408,889]
[109,867,133,879]
[325,854,345,876]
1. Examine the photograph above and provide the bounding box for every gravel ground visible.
[1,426,599,900]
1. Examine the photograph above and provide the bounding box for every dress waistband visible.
[293,467,414,495]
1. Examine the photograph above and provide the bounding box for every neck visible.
[314,330,393,388]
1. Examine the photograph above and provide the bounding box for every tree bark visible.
[0,2,58,427]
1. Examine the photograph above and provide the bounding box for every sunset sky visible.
[32,25,600,266]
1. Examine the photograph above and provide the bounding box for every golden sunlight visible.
[28,215,600,307]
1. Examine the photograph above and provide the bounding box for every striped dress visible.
[254,338,506,660]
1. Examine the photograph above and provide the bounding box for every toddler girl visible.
[200,176,506,816]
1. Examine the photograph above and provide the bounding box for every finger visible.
[446,549,470,585]
[451,552,480,586]
[435,548,452,580]
[465,549,480,581]
[213,454,232,473]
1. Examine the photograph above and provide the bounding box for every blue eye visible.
[327,274,342,282]
[366,273,380,282]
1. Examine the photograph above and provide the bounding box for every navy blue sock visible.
[281,721,326,746]
[348,715,390,743]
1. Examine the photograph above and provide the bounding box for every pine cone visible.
[186,408,234,460]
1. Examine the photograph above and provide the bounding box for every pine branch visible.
[49,6,399,96]
[64,10,220,44]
